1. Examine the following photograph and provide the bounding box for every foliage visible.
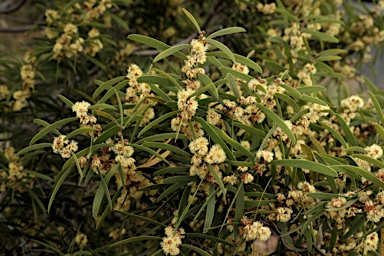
[2,0,384,255]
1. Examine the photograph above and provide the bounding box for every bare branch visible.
[0,14,34,24]
[0,24,35,33]
[0,0,28,14]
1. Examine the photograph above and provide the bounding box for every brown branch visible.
[0,24,35,33]
[0,14,34,24]
[0,0,28,14]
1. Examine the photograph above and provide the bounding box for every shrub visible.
[2,1,384,255]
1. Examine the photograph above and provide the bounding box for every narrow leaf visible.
[153,44,191,63]
[272,159,338,177]
[182,8,201,32]
[30,117,78,145]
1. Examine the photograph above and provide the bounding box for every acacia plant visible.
[6,7,384,255]
[2,1,384,255]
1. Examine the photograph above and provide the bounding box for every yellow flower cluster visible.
[0,147,34,193]
[160,226,185,256]
[240,216,271,242]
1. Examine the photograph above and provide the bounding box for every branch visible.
[0,24,35,33]
[0,0,28,14]
[0,14,34,24]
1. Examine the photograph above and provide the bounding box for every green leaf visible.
[98,80,129,104]
[364,76,378,93]
[310,137,327,155]
[116,211,167,227]
[268,36,290,48]
[195,117,235,160]
[352,154,384,169]
[272,159,338,177]
[234,183,244,227]
[27,187,46,213]
[300,95,328,106]
[88,103,116,111]
[275,8,299,22]
[131,143,170,164]
[206,163,226,197]
[232,122,266,137]
[156,182,186,202]
[92,180,106,220]
[306,192,346,200]
[152,68,183,91]
[244,199,276,207]
[162,176,200,184]
[345,147,367,154]
[93,125,120,145]
[65,128,97,140]
[153,166,189,176]
[186,233,234,247]
[142,142,191,158]
[135,133,188,144]
[326,198,358,211]
[279,84,301,99]
[31,240,65,256]
[304,28,339,43]
[190,83,215,99]
[153,44,191,63]
[207,52,262,73]
[219,67,254,82]
[197,73,219,98]
[295,86,326,94]
[92,76,126,99]
[341,214,365,240]
[206,38,235,63]
[330,165,361,180]
[30,117,78,145]
[110,236,162,248]
[145,82,173,102]
[208,27,246,39]
[182,8,201,32]
[207,56,224,68]
[48,165,74,213]
[107,12,129,30]
[257,103,296,143]
[192,188,220,223]
[375,124,384,140]
[57,94,74,108]
[95,110,119,125]
[227,73,240,98]
[204,184,216,232]
[138,110,179,137]
[180,244,212,256]
[216,129,254,162]
[84,54,106,70]
[335,114,357,147]
[23,170,54,182]
[275,93,300,112]
[16,143,52,157]
[319,121,348,149]
[368,91,384,125]
[128,34,187,60]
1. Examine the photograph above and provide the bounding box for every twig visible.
[0,14,34,24]
[0,0,28,14]
[0,24,36,33]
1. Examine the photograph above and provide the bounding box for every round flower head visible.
[256,150,274,163]
[188,137,209,156]
[365,144,383,159]
[205,144,227,164]
[72,101,91,118]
